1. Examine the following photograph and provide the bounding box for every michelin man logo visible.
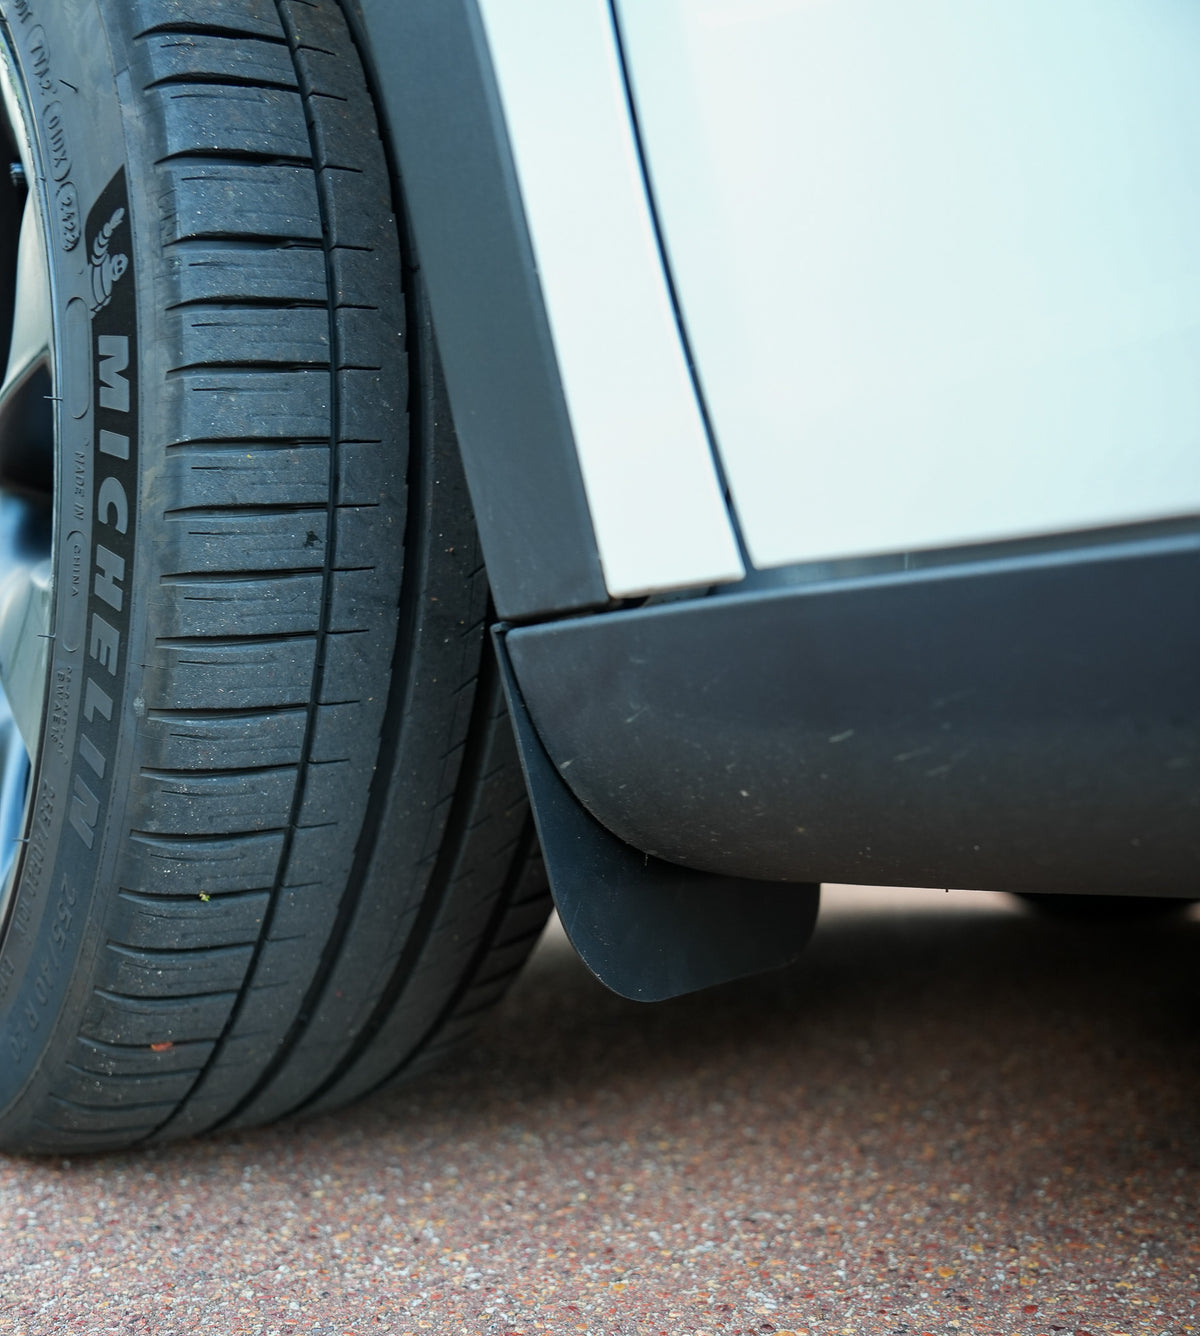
[88,206,128,314]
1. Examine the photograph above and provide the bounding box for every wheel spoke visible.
[4,190,50,384]
[0,190,52,485]
[0,695,28,886]
[0,494,50,756]
[0,47,51,916]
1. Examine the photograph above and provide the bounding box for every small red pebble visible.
[150,1042,173,1052]
[1024,1304,1038,1313]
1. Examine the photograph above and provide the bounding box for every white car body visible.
[482,0,1200,592]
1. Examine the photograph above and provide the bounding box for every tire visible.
[0,0,550,1154]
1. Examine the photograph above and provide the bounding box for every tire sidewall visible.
[0,0,141,1115]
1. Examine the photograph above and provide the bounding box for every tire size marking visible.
[68,171,136,853]
[17,780,55,915]
[2,778,55,964]
[20,19,81,252]
[47,666,72,754]
[5,877,77,1060]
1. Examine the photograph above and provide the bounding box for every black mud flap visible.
[494,629,820,1002]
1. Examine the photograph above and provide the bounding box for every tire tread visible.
[1,0,549,1156]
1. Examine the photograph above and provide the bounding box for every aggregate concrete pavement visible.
[1,885,1198,1336]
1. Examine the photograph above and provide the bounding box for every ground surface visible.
[1,885,1197,1336]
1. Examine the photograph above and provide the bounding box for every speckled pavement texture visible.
[1,886,1198,1336]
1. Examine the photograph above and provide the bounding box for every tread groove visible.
[158,148,314,170]
[129,828,289,845]
[159,569,324,584]
[372,824,542,1092]
[95,987,239,1007]
[287,657,510,1116]
[199,0,427,1131]
[166,360,329,377]
[66,1062,205,1082]
[134,23,290,45]
[138,763,299,782]
[163,502,328,517]
[146,72,300,94]
[152,632,320,649]
[106,941,258,959]
[168,297,326,313]
[118,886,272,905]
[145,0,352,1145]
[166,233,323,251]
[145,705,307,721]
